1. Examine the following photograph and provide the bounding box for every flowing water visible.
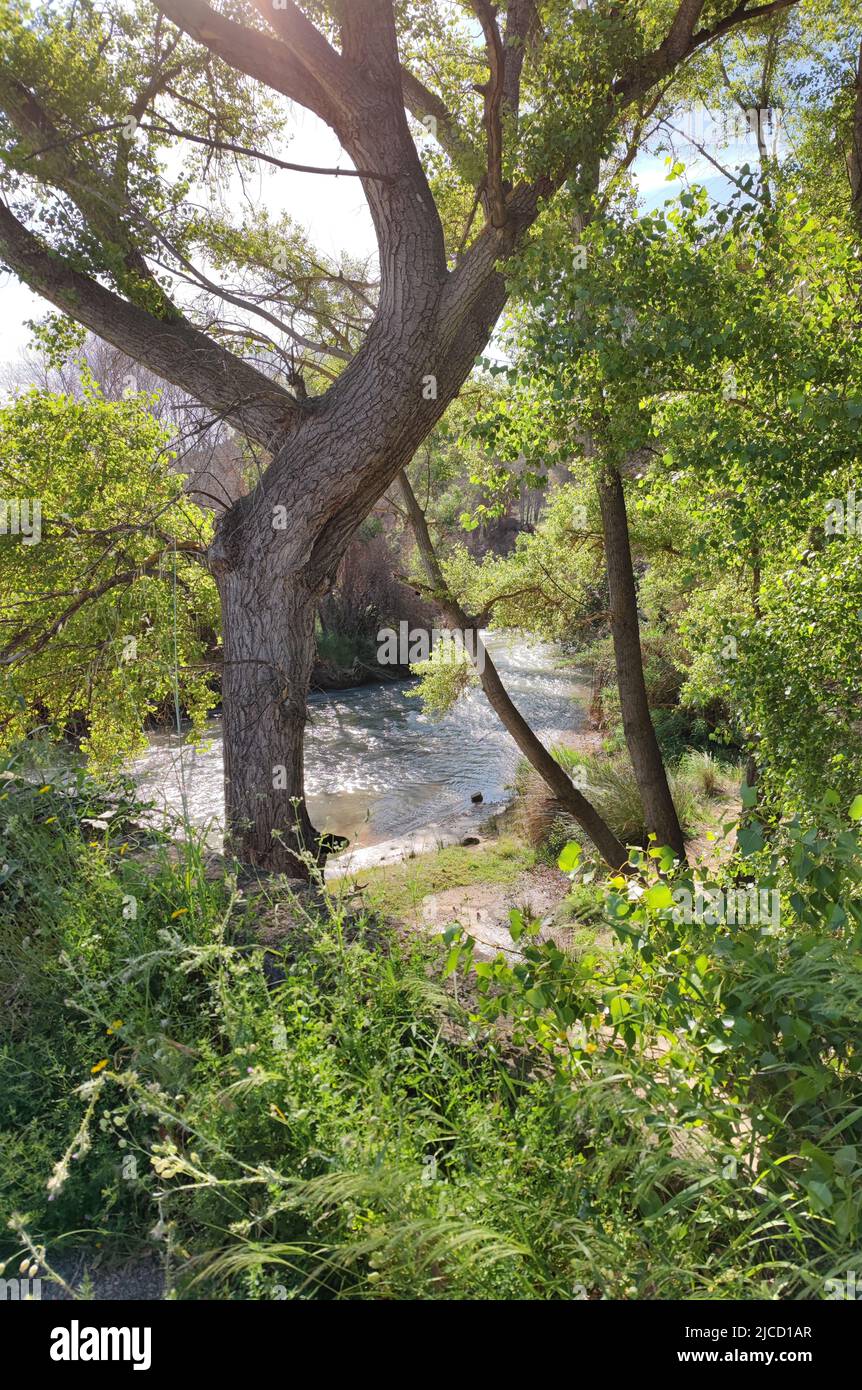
[134,632,589,858]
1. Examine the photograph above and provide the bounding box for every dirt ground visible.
[410,861,575,960]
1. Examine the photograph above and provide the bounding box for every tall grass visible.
[515,745,741,855]
[1,747,855,1300]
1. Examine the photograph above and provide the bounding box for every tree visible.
[0,379,218,761]
[396,467,628,870]
[0,0,810,874]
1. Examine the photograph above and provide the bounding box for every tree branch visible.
[336,0,402,84]
[400,66,482,178]
[0,543,203,667]
[502,0,539,116]
[19,116,395,182]
[0,199,296,445]
[663,0,707,65]
[155,0,344,132]
[849,39,862,234]
[0,73,178,316]
[616,0,800,103]
[250,0,349,95]
[469,0,508,227]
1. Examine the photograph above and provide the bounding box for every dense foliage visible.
[0,381,218,762]
[2,756,860,1299]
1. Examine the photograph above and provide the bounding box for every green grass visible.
[2,749,860,1301]
[336,836,533,919]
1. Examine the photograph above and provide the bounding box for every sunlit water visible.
[134,632,589,852]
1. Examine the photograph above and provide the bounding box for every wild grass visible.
[515,744,742,857]
[1,748,858,1300]
[334,836,532,919]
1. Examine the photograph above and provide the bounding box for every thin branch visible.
[18,117,394,182]
[1,543,204,666]
[469,0,508,227]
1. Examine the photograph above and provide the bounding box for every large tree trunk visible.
[215,560,323,874]
[597,464,687,861]
[205,260,508,876]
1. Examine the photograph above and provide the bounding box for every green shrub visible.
[443,796,862,1296]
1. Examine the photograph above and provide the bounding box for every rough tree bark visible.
[397,472,629,871]
[596,464,687,860]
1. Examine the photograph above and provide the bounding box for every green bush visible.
[444,796,862,1296]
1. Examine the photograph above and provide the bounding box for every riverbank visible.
[311,656,412,691]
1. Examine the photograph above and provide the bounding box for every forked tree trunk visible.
[597,464,687,861]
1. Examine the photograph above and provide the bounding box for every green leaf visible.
[737,823,764,858]
[443,947,461,977]
[644,882,673,910]
[806,1180,833,1210]
[557,841,582,872]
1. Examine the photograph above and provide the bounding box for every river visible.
[134,632,588,863]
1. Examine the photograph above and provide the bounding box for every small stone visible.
[470,792,483,804]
